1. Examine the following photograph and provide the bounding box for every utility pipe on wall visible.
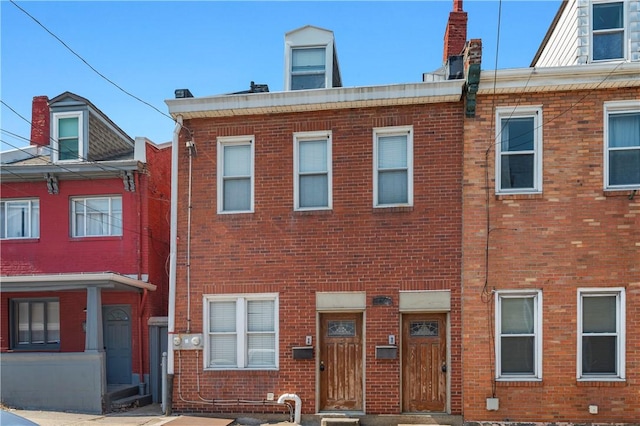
[277,393,301,425]
[167,116,182,375]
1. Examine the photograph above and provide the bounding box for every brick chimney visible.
[443,0,468,63]
[30,96,50,147]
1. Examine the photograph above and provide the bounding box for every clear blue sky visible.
[1,0,561,149]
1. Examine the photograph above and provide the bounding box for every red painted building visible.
[165,7,471,421]
[0,92,171,414]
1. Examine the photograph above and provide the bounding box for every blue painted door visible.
[103,305,132,384]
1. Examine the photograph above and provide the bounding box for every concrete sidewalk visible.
[4,404,235,426]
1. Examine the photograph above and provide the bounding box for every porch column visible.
[85,287,104,352]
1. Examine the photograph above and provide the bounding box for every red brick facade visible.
[171,102,464,415]
[462,84,640,422]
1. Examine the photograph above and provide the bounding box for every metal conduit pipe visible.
[277,393,301,425]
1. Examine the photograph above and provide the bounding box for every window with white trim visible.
[578,288,625,380]
[294,131,332,210]
[53,112,83,162]
[71,196,122,237]
[495,290,542,380]
[217,136,254,213]
[12,298,60,350]
[604,101,640,189]
[1,199,39,239]
[373,126,413,207]
[495,107,543,194]
[290,47,326,90]
[592,1,625,61]
[205,294,278,370]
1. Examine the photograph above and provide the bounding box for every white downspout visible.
[277,393,301,425]
[168,115,182,375]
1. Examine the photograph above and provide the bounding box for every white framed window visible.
[294,131,332,210]
[290,47,327,90]
[1,199,39,239]
[12,298,60,350]
[591,1,626,61]
[495,290,543,380]
[71,196,122,237]
[495,106,543,194]
[577,288,625,380]
[604,101,640,189]
[204,293,279,370]
[373,126,413,207]
[217,136,254,214]
[52,111,84,162]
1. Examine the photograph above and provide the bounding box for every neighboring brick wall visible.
[462,87,640,423]
[171,103,464,415]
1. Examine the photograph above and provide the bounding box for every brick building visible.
[0,92,171,413]
[462,0,640,422]
[165,4,471,419]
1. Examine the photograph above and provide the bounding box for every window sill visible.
[0,238,39,243]
[373,206,413,213]
[496,380,543,387]
[70,236,122,241]
[603,189,638,198]
[294,209,333,216]
[577,379,626,387]
[495,192,543,201]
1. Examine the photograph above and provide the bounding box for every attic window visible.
[52,111,84,162]
[592,2,625,61]
[291,47,326,90]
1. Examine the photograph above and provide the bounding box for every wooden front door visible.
[319,313,363,411]
[402,313,447,412]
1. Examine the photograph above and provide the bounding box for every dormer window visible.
[291,47,326,90]
[592,1,625,61]
[284,25,342,91]
[52,111,84,162]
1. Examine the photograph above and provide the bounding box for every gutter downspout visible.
[168,116,182,377]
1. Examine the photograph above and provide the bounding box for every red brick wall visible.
[462,87,640,422]
[172,103,464,415]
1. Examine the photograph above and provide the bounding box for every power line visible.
[8,0,175,124]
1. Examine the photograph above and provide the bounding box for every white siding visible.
[535,0,640,66]
[536,0,579,67]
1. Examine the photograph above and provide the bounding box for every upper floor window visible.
[205,294,278,370]
[495,107,543,194]
[294,131,332,210]
[495,290,542,380]
[53,112,84,162]
[604,101,640,189]
[71,196,122,237]
[578,288,625,380]
[592,1,625,61]
[373,126,413,207]
[1,199,39,239]
[291,47,326,90]
[12,298,60,350]
[217,136,254,214]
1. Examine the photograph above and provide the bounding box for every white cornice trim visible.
[479,62,640,94]
[166,81,465,119]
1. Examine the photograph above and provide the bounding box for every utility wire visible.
[8,0,175,123]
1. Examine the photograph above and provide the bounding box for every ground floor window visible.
[578,288,625,380]
[204,293,278,370]
[12,298,60,350]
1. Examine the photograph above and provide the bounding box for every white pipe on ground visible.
[277,393,301,425]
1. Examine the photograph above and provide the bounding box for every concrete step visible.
[110,393,153,410]
[321,418,359,426]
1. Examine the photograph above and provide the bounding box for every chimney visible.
[443,0,468,63]
[30,96,50,147]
